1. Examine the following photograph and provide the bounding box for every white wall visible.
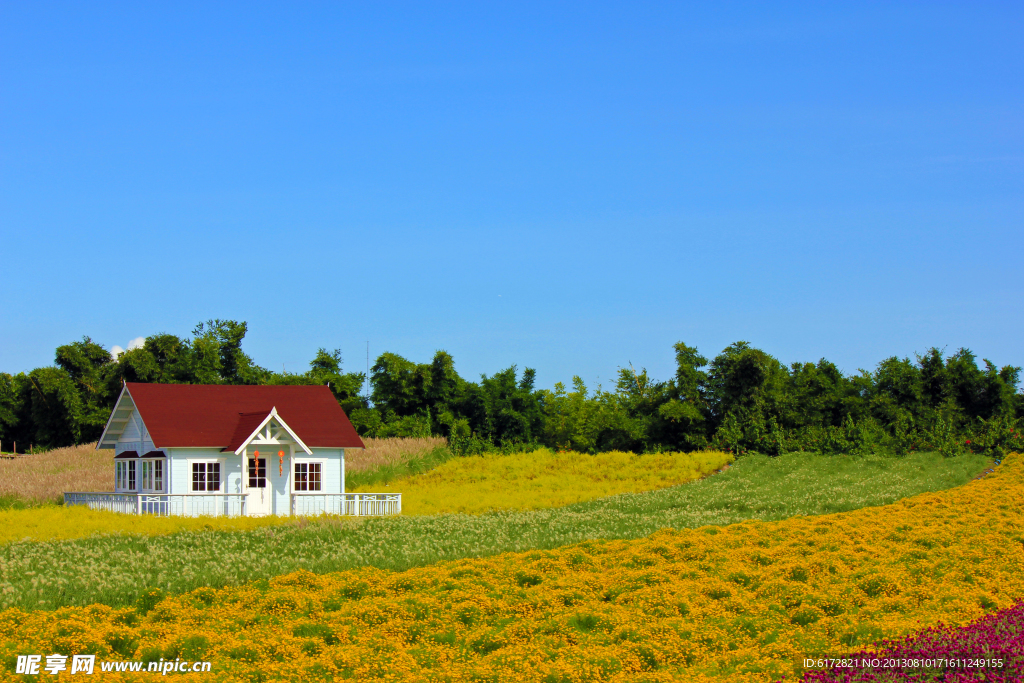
[166,449,243,496]
[307,448,344,494]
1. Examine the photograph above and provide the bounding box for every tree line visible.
[1,320,1021,458]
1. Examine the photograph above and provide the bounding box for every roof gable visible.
[226,407,313,455]
[122,383,364,450]
[97,385,141,449]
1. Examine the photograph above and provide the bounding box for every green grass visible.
[0,450,992,612]
[0,494,54,511]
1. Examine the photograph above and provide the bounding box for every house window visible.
[248,457,267,488]
[192,462,221,492]
[294,462,322,491]
[115,461,134,491]
[141,459,164,492]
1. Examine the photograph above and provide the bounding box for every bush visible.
[890,412,918,457]
[376,412,432,439]
[448,433,539,458]
[965,415,1022,460]
[930,416,969,458]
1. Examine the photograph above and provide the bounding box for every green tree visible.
[870,356,924,425]
[708,343,786,419]
[655,342,711,449]
[0,373,23,445]
[472,366,543,444]
[305,348,366,414]
[107,334,189,386]
[25,367,83,447]
[918,347,947,412]
[54,337,116,440]
[540,377,598,451]
[427,351,461,417]
[370,352,430,418]
[783,359,852,429]
[190,320,268,384]
[606,365,666,452]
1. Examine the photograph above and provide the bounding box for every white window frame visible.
[140,458,165,493]
[189,459,225,493]
[292,459,326,493]
[115,460,136,492]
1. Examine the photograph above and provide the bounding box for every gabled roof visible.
[226,407,313,455]
[228,412,273,452]
[112,383,364,450]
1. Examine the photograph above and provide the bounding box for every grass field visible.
[344,437,447,474]
[0,505,289,545]
[1,453,1017,682]
[349,448,734,515]
[0,444,114,505]
[0,449,991,611]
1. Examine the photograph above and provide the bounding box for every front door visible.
[247,454,272,516]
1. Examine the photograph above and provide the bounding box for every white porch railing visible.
[64,492,247,517]
[291,493,402,516]
[63,492,402,517]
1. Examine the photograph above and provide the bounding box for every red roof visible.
[124,383,365,450]
[226,411,275,453]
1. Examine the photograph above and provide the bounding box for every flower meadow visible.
[0,450,989,612]
[350,449,735,515]
[1,453,1020,682]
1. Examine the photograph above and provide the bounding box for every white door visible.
[246,454,273,516]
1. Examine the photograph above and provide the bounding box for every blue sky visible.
[2,2,1022,388]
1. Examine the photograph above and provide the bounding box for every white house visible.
[64,383,400,517]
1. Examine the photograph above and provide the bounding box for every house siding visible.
[166,449,243,496]
[307,448,344,494]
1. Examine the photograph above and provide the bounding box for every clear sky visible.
[2,2,1022,389]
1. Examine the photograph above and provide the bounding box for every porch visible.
[63,491,402,517]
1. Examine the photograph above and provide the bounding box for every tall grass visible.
[0,506,289,544]
[0,443,112,504]
[345,436,448,473]
[349,448,733,514]
[346,443,456,490]
[0,449,993,611]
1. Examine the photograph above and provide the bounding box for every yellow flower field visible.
[0,507,287,545]
[350,448,735,515]
[2,453,1020,682]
